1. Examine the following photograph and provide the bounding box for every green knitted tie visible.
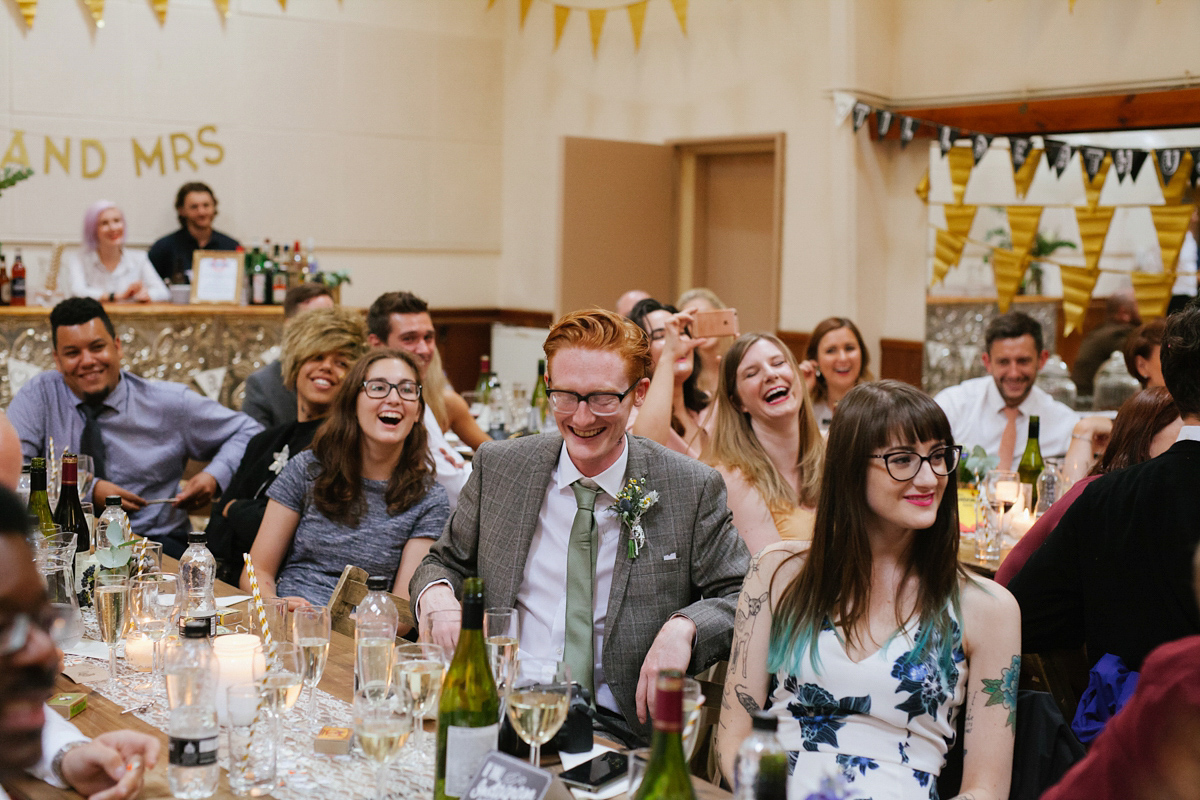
[564,479,600,698]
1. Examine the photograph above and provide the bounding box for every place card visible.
[63,661,108,685]
[463,751,573,800]
[314,726,352,755]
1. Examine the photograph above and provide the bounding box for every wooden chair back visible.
[690,660,729,788]
[327,564,416,639]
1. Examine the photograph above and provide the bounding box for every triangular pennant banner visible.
[1074,206,1116,271]
[1192,149,1200,188]
[1130,150,1150,183]
[1157,149,1184,184]
[520,0,534,29]
[487,0,498,8]
[1045,140,1074,178]
[588,9,606,57]
[1080,147,1107,182]
[938,126,958,157]
[1150,205,1195,273]
[214,0,229,18]
[1112,149,1134,183]
[931,230,967,286]
[278,0,286,8]
[1083,151,1111,210]
[851,103,871,133]
[944,205,977,239]
[876,110,894,138]
[971,134,993,166]
[1060,265,1101,337]
[669,0,687,34]
[915,169,930,203]
[1012,148,1043,199]
[900,116,919,148]
[991,248,1028,313]
[1131,271,1175,321]
[16,0,36,28]
[1157,150,1194,206]
[627,1,647,50]
[947,147,975,206]
[832,92,857,127]
[1009,137,1034,173]
[83,0,105,26]
[553,5,570,50]
[1006,206,1044,255]
[191,367,228,403]
[7,358,42,397]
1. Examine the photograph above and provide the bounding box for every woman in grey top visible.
[242,349,448,628]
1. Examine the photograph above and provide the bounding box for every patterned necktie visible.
[565,479,601,699]
[79,402,107,481]
[998,406,1021,470]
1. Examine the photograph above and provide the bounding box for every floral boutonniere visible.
[268,445,291,476]
[610,477,659,560]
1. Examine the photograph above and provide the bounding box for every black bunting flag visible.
[875,110,893,138]
[1158,149,1184,183]
[899,116,918,148]
[1044,140,1073,178]
[851,103,871,133]
[1080,147,1107,182]
[1009,137,1033,173]
[971,134,993,166]
[938,126,958,157]
[1112,149,1134,183]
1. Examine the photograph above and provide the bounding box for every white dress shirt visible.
[934,375,1079,460]
[514,437,630,713]
[64,249,170,303]
[15,707,90,795]
[423,404,470,513]
[1175,424,1200,444]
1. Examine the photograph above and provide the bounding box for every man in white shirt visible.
[935,310,1080,467]
[411,309,748,745]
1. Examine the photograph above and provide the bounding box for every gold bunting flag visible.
[1060,265,1101,337]
[670,0,688,34]
[1131,270,1175,321]
[554,5,570,50]
[947,146,974,206]
[1006,206,1043,255]
[150,0,167,25]
[83,0,105,26]
[931,230,966,286]
[214,0,229,18]
[1157,150,1194,206]
[1012,148,1042,199]
[520,0,534,29]
[16,0,36,28]
[487,0,498,8]
[1083,152,1111,210]
[1150,205,1195,272]
[628,1,648,49]
[944,205,977,240]
[1074,206,1115,270]
[278,0,286,9]
[915,170,930,203]
[991,248,1028,312]
[588,9,606,56]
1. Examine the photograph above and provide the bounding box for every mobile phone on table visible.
[558,751,629,791]
[690,308,739,339]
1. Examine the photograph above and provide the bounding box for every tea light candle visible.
[994,480,1020,505]
[213,634,264,725]
[1008,507,1035,538]
[125,635,155,672]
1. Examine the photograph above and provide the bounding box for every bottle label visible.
[11,277,24,296]
[443,723,499,797]
[251,274,266,305]
[168,735,218,767]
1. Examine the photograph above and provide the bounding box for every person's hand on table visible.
[60,730,160,800]
[174,472,218,511]
[281,595,311,612]
[635,615,696,724]
[417,584,462,652]
[92,480,146,514]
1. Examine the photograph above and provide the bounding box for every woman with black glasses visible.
[717,380,1019,800]
[242,350,448,622]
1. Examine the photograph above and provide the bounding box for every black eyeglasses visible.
[547,385,636,416]
[361,379,421,401]
[869,445,962,481]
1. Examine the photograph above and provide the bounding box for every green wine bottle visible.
[27,457,55,533]
[1017,415,1044,510]
[634,670,695,800]
[435,577,500,800]
[529,359,550,433]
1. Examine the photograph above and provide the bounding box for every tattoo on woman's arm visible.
[980,655,1021,729]
[731,589,769,679]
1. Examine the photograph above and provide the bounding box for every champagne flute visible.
[483,608,519,698]
[392,642,445,764]
[264,642,304,718]
[94,573,129,690]
[292,607,331,723]
[356,622,395,701]
[505,658,570,768]
[354,689,413,800]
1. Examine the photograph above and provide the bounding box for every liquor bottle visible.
[292,240,304,277]
[733,712,787,800]
[249,247,267,306]
[27,457,55,532]
[54,453,90,552]
[305,237,319,275]
[260,246,275,306]
[0,252,10,306]
[436,577,500,800]
[472,356,501,434]
[528,359,550,433]
[633,670,695,800]
[178,532,217,637]
[279,244,291,286]
[166,619,219,799]
[1017,415,1044,511]
[10,247,26,307]
[354,575,399,697]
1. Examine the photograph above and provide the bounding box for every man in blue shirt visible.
[7,298,261,557]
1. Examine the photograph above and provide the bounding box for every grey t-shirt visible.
[267,450,448,606]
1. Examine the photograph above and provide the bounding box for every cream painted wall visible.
[0,0,504,308]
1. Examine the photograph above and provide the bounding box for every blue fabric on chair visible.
[1070,653,1140,745]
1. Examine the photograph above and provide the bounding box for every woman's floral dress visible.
[764,613,966,799]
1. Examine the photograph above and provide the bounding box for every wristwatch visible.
[51,739,89,785]
[107,292,115,302]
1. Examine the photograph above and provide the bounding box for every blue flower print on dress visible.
[914,770,932,788]
[890,619,963,723]
[835,754,879,782]
[898,740,910,764]
[782,676,871,752]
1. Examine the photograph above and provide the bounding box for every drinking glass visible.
[94,573,129,690]
[130,540,163,578]
[626,747,651,797]
[980,469,1019,563]
[505,659,570,768]
[76,455,94,495]
[423,608,461,650]
[264,642,304,719]
[130,573,178,687]
[681,677,705,761]
[251,597,288,644]
[226,682,277,797]
[292,607,331,722]
[483,608,519,698]
[124,627,158,695]
[79,502,94,547]
[354,688,413,800]
[356,622,395,701]
[392,642,445,764]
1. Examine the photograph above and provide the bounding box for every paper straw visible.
[240,553,273,772]
[133,533,150,575]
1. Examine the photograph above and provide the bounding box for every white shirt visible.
[423,404,470,513]
[1175,424,1200,444]
[934,375,1079,461]
[15,707,89,795]
[65,249,170,303]
[1174,231,1198,297]
[514,437,630,713]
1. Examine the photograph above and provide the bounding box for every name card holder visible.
[463,751,575,800]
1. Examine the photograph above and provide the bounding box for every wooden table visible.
[3,569,729,800]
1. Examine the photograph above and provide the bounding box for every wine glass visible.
[356,622,395,701]
[264,642,304,719]
[94,573,129,691]
[982,469,1019,562]
[354,688,413,800]
[74,455,94,499]
[505,658,570,768]
[392,642,445,765]
[681,677,706,761]
[483,608,519,698]
[292,607,331,723]
[131,573,178,691]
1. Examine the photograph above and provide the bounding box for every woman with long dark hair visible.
[717,381,1018,799]
[802,316,873,432]
[242,350,448,625]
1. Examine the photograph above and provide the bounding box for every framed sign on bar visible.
[190,250,243,304]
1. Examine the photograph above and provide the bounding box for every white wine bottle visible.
[435,577,500,800]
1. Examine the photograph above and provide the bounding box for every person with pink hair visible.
[64,201,169,303]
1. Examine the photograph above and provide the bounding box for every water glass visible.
[226,682,277,797]
[131,540,163,578]
[681,677,705,761]
[251,597,288,644]
[627,747,651,797]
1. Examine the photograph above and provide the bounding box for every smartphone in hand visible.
[690,308,739,339]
